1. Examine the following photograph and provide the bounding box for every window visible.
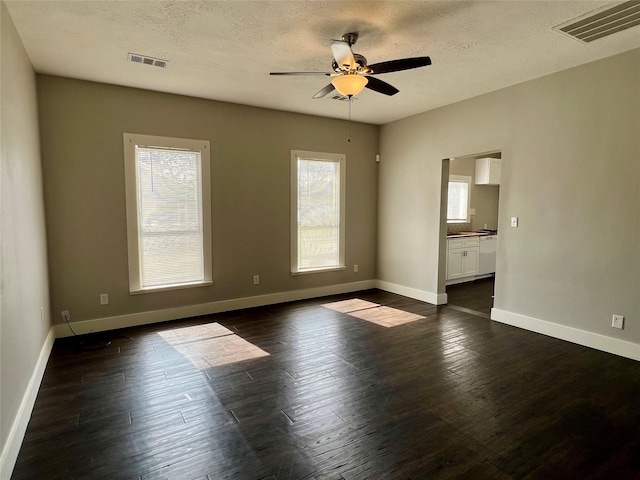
[291,150,346,274]
[123,133,212,293]
[447,175,471,223]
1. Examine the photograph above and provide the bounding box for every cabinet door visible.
[475,157,501,185]
[462,247,479,276]
[446,249,464,280]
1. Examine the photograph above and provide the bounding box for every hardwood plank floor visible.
[446,277,495,316]
[12,288,640,479]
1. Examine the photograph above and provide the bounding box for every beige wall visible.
[378,86,511,295]
[0,0,51,461]
[36,76,379,325]
[379,48,640,345]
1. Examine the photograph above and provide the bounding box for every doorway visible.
[438,151,501,312]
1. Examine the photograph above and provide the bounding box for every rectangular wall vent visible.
[553,0,640,43]
[128,53,168,68]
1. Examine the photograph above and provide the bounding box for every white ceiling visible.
[5,1,640,125]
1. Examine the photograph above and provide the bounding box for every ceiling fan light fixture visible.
[332,74,368,97]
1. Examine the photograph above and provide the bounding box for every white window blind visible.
[136,146,203,287]
[291,151,346,274]
[447,175,471,223]
[124,134,212,293]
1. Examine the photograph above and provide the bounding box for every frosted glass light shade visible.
[331,74,368,96]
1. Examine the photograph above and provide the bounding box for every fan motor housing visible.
[332,54,368,73]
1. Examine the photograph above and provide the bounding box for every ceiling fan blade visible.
[331,40,356,71]
[367,56,432,75]
[313,83,336,99]
[364,76,399,96]
[270,72,331,76]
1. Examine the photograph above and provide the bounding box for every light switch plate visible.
[510,216,519,227]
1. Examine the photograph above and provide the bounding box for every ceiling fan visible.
[270,32,432,99]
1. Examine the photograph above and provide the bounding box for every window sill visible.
[130,280,213,295]
[291,266,346,276]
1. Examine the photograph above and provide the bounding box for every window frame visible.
[123,133,213,294]
[290,150,346,275]
[447,174,472,224]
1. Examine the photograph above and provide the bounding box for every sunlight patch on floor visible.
[348,306,424,327]
[322,299,425,327]
[158,322,233,343]
[158,322,269,369]
[322,298,381,313]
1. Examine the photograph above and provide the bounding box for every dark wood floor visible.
[13,287,640,480]
[446,277,494,316]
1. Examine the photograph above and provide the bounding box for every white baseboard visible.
[0,328,55,480]
[375,280,447,305]
[54,280,377,338]
[491,308,640,362]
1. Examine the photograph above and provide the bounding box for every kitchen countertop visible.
[446,231,497,238]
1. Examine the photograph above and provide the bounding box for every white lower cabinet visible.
[446,237,480,280]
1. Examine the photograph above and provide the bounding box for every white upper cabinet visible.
[475,157,501,185]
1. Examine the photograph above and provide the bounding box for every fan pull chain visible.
[348,95,352,143]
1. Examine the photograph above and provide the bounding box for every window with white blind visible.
[447,175,471,223]
[291,150,346,274]
[123,133,212,293]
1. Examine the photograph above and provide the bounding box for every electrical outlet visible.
[61,310,71,323]
[253,275,260,285]
[612,314,624,329]
[354,264,359,272]
[100,293,109,305]
[511,216,519,227]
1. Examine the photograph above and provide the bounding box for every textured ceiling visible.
[5,1,640,125]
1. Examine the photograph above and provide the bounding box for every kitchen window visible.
[291,150,346,274]
[123,133,212,293]
[447,175,471,223]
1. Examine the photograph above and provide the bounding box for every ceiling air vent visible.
[553,0,640,43]
[127,53,168,68]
